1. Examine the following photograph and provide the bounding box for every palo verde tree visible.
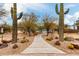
[11,3,23,43]
[0,4,7,17]
[43,15,52,36]
[55,3,69,41]
[20,13,37,36]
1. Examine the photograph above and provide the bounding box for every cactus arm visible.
[17,12,23,20]
[55,4,59,14]
[11,7,14,19]
[64,8,69,14]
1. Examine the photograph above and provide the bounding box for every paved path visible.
[21,35,66,55]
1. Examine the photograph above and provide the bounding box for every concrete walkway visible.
[21,35,65,55]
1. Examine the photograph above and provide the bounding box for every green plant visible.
[11,3,23,43]
[68,43,74,49]
[19,13,37,36]
[46,37,53,41]
[64,37,68,41]
[64,37,74,41]
[21,40,26,43]
[55,3,69,41]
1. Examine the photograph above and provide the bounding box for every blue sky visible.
[1,3,79,26]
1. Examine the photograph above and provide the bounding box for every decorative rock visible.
[72,44,79,49]
[12,44,18,49]
[55,37,59,39]
[75,38,79,41]
[0,43,8,49]
[55,41,60,45]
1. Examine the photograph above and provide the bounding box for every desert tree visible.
[43,15,57,36]
[19,12,38,36]
[37,23,44,33]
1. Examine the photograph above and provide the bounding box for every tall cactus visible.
[11,3,23,43]
[55,3,69,41]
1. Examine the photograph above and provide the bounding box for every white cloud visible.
[3,3,46,13]
[3,3,47,24]
[65,11,79,25]
[65,4,77,8]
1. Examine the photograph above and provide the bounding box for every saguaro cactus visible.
[11,3,23,43]
[55,3,69,41]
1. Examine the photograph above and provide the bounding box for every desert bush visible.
[68,43,74,49]
[21,38,29,43]
[23,37,26,39]
[55,41,60,45]
[46,37,53,41]
[12,44,18,49]
[21,39,26,43]
[64,37,74,41]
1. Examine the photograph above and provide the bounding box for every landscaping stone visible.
[55,41,60,46]
[72,44,79,49]
[0,43,8,49]
[75,38,79,41]
[12,44,18,49]
[55,37,59,39]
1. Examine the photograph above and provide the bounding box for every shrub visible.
[64,37,68,41]
[55,41,60,45]
[68,43,74,49]
[21,39,29,43]
[23,37,26,39]
[21,39,26,43]
[64,37,74,41]
[12,44,18,49]
[46,37,53,41]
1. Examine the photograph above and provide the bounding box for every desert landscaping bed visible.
[0,33,34,55]
[42,32,79,54]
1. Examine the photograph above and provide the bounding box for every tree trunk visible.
[46,28,49,36]
[28,28,31,36]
